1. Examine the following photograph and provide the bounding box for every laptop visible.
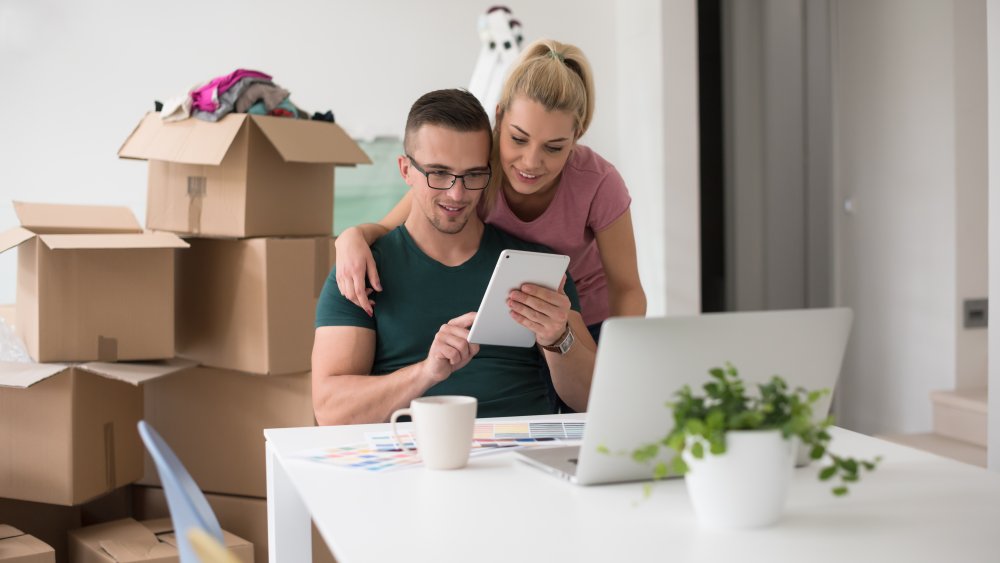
[515,308,853,485]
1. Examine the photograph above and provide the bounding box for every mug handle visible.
[390,407,414,451]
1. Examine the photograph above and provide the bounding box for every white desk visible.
[266,414,1000,563]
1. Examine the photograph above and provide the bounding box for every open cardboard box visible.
[118,112,371,238]
[1,298,194,505]
[0,487,133,563]
[69,518,252,563]
[176,236,335,375]
[0,358,194,506]
[0,202,188,363]
[0,526,55,563]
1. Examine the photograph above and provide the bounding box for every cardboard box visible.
[0,487,133,563]
[139,367,314,497]
[118,113,370,238]
[68,518,252,563]
[132,486,336,563]
[0,355,193,505]
[0,202,188,363]
[0,526,55,563]
[176,237,334,375]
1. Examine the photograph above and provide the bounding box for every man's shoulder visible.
[369,226,412,262]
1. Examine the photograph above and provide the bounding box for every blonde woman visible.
[337,39,646,344]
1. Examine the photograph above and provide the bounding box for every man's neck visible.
[403,216,485,267]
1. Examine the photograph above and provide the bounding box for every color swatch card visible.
[293,443,423,473]
[294,420,586,473]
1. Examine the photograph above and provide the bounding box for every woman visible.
[336,39,646,342]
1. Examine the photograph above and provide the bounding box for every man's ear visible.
[398,154,412,185]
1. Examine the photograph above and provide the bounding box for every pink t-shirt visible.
[483,145,631,326]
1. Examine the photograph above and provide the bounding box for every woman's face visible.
[498,96,577,197]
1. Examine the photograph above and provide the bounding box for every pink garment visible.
[190,69,272,113]
[483,145,632,326]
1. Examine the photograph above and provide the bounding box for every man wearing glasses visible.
[311,89,595,425]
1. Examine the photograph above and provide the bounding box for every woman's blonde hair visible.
[481,39,595,214]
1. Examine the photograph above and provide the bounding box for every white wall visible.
[831,0,988,434]
[0,0,654,305]
[987,0,1000,472]
[616,0,700,317]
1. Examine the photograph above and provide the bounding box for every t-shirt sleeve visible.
[315,267,376,329]
[587,163,632,232]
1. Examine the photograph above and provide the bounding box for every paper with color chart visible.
[294,420,584,473]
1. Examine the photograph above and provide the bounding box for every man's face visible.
[400,125,491,235]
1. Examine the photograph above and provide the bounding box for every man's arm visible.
[311,313,481,426]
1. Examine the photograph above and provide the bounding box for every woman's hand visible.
[507,275,571,346]
[334,227,382,316]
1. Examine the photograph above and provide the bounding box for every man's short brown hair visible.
[403,89,491,154]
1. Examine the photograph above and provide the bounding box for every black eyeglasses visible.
[406,154,491,191]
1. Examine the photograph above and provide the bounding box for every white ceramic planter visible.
[682,429,798,529]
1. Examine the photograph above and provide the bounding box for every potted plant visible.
[627,363,880,529]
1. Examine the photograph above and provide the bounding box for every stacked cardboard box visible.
[0,200,195,563]
[1,110,366,562]
[0,525,55,563]
[116,112,369,562]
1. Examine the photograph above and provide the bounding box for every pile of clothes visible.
[156,68,335,123]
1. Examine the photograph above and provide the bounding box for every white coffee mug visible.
[390,395,477,470]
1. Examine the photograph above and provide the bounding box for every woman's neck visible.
[503,174,561,222]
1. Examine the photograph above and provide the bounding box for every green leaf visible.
[667,432,686,452]
[691,441,704,459]
[832,486,849,497]
[596,444,610,455]
[653,461,669,480]
[810,445,825,460]
[686,419,706,435]
[671,455,689,475]
[632,444,659,463]
[819,466,837,481]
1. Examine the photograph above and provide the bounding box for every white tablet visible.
[467,249,570,347]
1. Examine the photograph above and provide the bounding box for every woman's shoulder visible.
[565,144,619,180]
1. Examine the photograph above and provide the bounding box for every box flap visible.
[92,518,164,562]
[37,232,191,250]
[0,361,70,389]
[0,227,36,254]
[13,201,142,234]
[141,518,173,536]
[118,112,248,166]
[251,115,372,165]
[78,358,197,386]
[0,524,24,540]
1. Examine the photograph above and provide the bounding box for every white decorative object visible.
[682,429,797,529]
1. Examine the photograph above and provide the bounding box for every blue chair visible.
[137,420,225,563]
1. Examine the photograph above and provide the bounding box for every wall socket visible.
[963,298,988,329]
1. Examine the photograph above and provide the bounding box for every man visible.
[312,89,595,425]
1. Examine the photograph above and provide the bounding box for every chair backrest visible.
[188,528,241,563]
[137,420,224,563]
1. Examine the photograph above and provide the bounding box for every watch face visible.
[558,329,575,354]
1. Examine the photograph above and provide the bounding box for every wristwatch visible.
[540,325,575,355]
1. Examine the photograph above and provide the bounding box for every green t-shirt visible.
[315,224,581,418]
